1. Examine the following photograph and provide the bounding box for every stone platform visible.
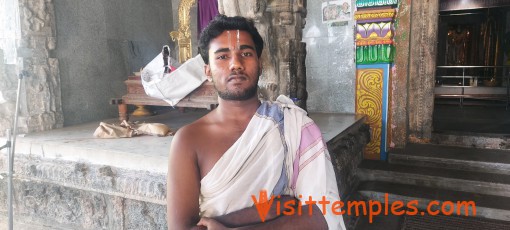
[0,109,368,229]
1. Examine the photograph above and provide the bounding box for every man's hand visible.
[213,195,297,227]
[198,217,231,230]
[209,195,327,229]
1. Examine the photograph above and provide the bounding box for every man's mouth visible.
[227,75,247,82]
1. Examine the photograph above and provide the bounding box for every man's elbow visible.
[166,223,206,230]
[166,216,203,230]
[309,205,329,230]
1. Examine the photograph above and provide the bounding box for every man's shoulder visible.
[169,119,209,161]
[174,115,211,141]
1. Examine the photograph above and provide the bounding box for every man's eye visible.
[217,55,228,60]
[241,52,253,57]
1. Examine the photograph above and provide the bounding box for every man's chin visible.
[218,93,257,101]
[217,89,257,101]
[214,82,258,101]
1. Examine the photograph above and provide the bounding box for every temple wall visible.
[302,0,356,113]
[53,0,174,126]
[0,0,176,133]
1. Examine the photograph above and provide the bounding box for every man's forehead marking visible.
[211,30,254,54]
[225,30,241,51]
[227,31,231,51]
[236,30,240,50]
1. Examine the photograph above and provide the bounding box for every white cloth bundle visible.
[141,47,207,106]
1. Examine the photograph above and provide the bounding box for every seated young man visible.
[166,15,346,230]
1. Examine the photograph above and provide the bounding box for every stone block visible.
[327,121,370,199]
[0,154,168,229]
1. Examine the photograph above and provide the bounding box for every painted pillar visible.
[354,0,397,160]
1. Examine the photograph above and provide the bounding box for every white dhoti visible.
[200,95,346,230]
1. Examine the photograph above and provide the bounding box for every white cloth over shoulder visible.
[199,95,346,230]
[141,54,207,106]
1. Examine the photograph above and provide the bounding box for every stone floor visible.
[433,103,510,135]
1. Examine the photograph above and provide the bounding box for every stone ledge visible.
[0,112,368,229]
[0,178,166,229]
[1,154,166,205]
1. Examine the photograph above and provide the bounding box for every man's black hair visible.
[198,15,264,64]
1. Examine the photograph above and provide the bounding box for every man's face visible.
[205,30,261,101]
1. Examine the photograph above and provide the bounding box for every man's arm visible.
[212,195,297,227]
[200,204,328,230]
[167,127,202,230]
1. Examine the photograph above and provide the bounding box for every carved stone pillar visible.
[407,0,438,142]
[218,0,308,109]
[0,0,20,135]
[0,0,64,135]
[390,0,412,148]
[0,50,16,134]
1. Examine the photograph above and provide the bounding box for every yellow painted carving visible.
[356,69,383,159]
[356,40,393,46]
[354,9,396,21]
[368,32,380,39]
[169,0,196,63]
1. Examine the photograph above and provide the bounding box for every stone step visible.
[389,143,510,175]
[431,133,510,150]
[358,160,510,197]
[356,181,510,222]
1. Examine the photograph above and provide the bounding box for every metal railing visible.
[435,66,510,109]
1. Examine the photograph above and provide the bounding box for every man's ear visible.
[204,64,212,81]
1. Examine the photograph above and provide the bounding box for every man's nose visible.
[229,54,244,71]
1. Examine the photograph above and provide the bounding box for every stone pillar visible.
[218,0,308,109]
[0,51,17,134]
[391,0,412,148]
[407,0,438,142]
[0,0,21,135]
[0,0,64,135]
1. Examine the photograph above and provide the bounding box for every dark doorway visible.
[433,0,510,135]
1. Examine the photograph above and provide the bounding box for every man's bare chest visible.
[197,128,245,179]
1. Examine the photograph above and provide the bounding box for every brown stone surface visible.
[407,0,438,142]
[391,0,412,148]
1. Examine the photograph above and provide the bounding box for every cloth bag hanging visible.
[141,46,207,106]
